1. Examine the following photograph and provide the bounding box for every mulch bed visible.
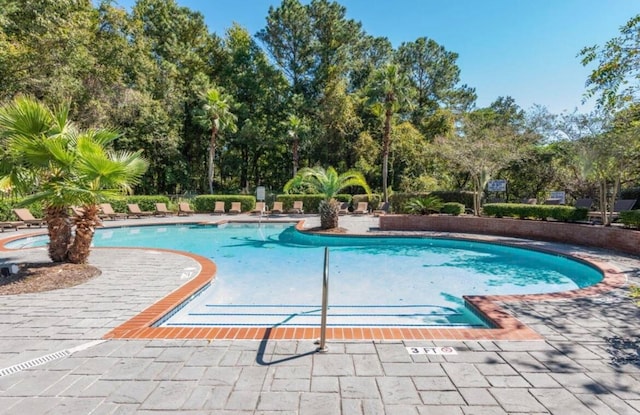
[0,263,101,295]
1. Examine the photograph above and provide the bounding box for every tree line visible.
[1,0,639,210]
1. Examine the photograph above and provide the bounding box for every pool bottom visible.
[102,246,625,341]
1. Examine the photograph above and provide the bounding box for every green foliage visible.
[631,285,640,306]
[390,191,473,214]
[192,195,255,213]
[284,166,370,201]
[274,194,352,214]
[405,196,444,215]
[441,202,465,216]
[483,203,588,222]
[619,210,640,229]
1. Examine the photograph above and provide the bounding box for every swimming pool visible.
[6,223,603,328]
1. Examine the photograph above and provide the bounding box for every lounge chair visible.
[0,221,23,232]
[154,203,172,217]
[574,198,593,209]
[178,202,194,216]
[127,203,153,218]
[288,200,304,214]
[270,201,283,215]
[229,202,242,214]
[338,202,349,215]
[353,202,369,215]
[213,201,226,214]
[99,203,126,220]
[522,198,537,205]
[372,201,390,216]
[12,209,46,227]
[588,199,637,222]
[252,202,266,215]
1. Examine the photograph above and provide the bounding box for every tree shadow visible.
[605,336,640,367]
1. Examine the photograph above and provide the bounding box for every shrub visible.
[192,195,255,213]
[391,191,472,214]
[619,210,640,229]
[441,202,465,216]
[405,196,444,215]
[483,203,588,222]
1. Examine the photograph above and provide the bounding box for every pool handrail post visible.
[317,246,329,353]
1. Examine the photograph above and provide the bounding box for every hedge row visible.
[619,210,640,229]
[483,203,589,222]
[192,195,256,213]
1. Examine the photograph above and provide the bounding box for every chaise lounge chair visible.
[127,203,153,218]
[213,201,226,214]
[288,200,304,214]
[99,203,126,220]
[252,202,266,215]
[12,209,46,227]
[0,221,23,232]
[372,201,390,216]
[270,201,283,215]
[154,203,172,217]
[338,202,349,215]
[178,202,194,216]
[588,199,637,222]
[229,202,242,214]
[574,198,593,209]
[353,202,369,215]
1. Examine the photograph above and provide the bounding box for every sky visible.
[117,0,639,114]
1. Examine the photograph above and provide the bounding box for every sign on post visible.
[256,186,266,201]
[487,180,507,192]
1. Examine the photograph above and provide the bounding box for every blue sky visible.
[117,0,638,114]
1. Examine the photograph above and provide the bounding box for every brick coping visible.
[0,223,627,341]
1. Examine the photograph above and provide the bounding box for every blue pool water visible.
[6,223,603,328]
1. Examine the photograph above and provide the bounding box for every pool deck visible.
[0,213,639,414]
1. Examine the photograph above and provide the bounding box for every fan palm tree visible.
[284,166,371,229]
[367,64,413,203]
[0,97,148,263]
[194,87,238,194]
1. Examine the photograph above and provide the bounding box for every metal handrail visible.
[317,246,329,352]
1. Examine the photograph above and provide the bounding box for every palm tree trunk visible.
[208,127,218,195]
[68,205,101,264]
[46,205,72,262]
[382,107,392,203]
[319,199,340,229]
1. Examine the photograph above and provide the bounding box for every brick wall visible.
[379,215,640,256]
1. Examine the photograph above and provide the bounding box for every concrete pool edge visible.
[0,223,627,341]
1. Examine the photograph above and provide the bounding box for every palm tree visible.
[367,64,412,203]
[284,166,371,229]
[0,97,148,264]
[194,87,238,194]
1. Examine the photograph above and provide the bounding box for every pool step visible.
[162,304,477,327]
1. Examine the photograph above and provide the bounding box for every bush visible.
[391,191,472,214]
[483,203,588,222]
[619,210,640,229]
[192,195,255,213]
[405,196,444,215]
[441,202,465,216]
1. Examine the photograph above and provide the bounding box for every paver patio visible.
[0,214,639,414]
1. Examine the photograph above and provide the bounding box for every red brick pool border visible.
[0,226,627,341]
